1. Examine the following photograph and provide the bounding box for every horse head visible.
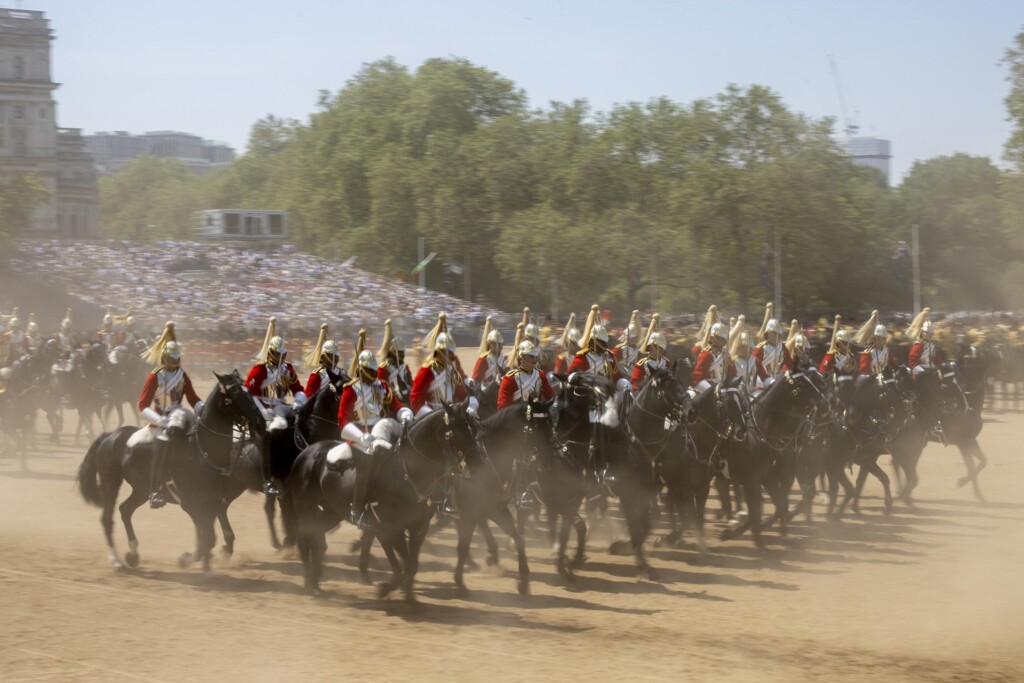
[637,367,693,427]
[212,370,266,438]
[713,378,751,441]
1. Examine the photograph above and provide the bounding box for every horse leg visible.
[965,441,987,503]
[217,507,236,558]
[402,516,432,604]
[101,477,124,568]
[489,504,530,595]
[376,527,407,598]
[478,519,499,567]
[714,474,732,520]
[264,494,283,550]
[851,464,871,515]
[118,485,148,568]
[454,512,476,594]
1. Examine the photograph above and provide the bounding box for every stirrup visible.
[598,468,616,487]
[149,491,166,509]
[440,498,459,515]
[351,509,375,531]
[263,480,279,497]
[516,490,536,511]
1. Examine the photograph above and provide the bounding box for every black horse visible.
[101,340,150,428]
[289,400,482,601]
[77,371,266,571]
[720,369,831,547]
[55,342,109,444]
[599,368,690,579]
[659,378,747,555]
[220,372,348,553]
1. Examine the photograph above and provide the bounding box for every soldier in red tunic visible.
[135,322,203,508]
[569,305,628,390]
[907,308,943,377]
[691,305,721,359]
[552,313,580,375]
[302,323,344,396]
[819,316,859,377]
[471,316,507,388]
[339,330,413,530]
[409,313,477,418]
[244,317,307,495]
[497,339,556,411]
[751,303,790,391]
[613,310,642,380]
[692,322,736,393]
[856,311,898,377]
[630,314,672,392]
[376,319,412,404]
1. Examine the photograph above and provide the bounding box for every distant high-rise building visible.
[842,136,892,185]
[0,7,98,236]
[84,130,236,175]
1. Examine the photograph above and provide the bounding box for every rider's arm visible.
[244,364,264,395]
[304,371,322,397]
[137,372,158,413]
[182,372,202,407]
[496,374,515,411]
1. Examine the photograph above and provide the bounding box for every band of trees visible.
[8,31,1024,316]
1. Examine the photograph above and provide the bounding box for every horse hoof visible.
[465,559,481,572]
[377,581,396,599]
[641,568,660,583]
[124,551,139,568]
[359,572,372,585]
[569,554,588,569]
[271,540,283,551]
[608,540,632,556]
[220,545,233,559]
[309,586,325,598]
[178,552,192,569]
[517,580,530,596]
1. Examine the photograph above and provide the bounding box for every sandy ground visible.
[1,390,1023,683]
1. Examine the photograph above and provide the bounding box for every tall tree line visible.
[91,44,1024,314]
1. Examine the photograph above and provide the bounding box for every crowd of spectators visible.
[10,240,506,343]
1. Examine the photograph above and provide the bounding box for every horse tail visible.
[77,436,105,507]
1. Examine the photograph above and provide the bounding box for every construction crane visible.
[828,55,860,138]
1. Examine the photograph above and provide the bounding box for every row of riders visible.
[0,307,148,451]
[74,301,988,601]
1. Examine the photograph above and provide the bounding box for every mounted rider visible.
[819,315,859,377]
[117,315,139,348]
[630,313,672,392]
[552,312,581,375]
[856,310,898,377]
[752,302,790,391]
[691,320,736,393]
[907,308,943,377]
[729,316,758,394]
[376,319,413,404]
[471,316,507,388]
[781,320,814,373]
[302,323,345,396]
[98,307,118,348]
[691,305,721,359]
[244,317,307,496]
[409,312,477,418]
[339,329,414,530]
[134,322,203,509]
[57,309,82,356]
[568,304,629,392]
[613,310,642,380]
[25,313,43,354]
[498,331,556,411]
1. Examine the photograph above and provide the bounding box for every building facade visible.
[85,130,236,175]
[843,136,892,185]
[0,7,97,236]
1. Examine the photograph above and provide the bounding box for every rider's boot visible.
[350,448,375,531]
[149,437,167,509]
[261,434,279,496]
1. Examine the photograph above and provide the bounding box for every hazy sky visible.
[31,0,1022,183]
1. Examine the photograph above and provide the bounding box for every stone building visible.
[0,7,97,236]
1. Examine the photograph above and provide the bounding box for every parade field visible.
[0,386,1021,683]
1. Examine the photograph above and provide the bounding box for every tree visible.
[1002,28,1024,170]
[0,173,51,242]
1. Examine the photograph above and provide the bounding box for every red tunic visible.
[751,343,792,381]
[692,349,737,386]
[137,370,202,414]
[567,351,624,382]
[908,341,943,369]
[245,362,303,400]
[819,352,859,376]
[496,369,555,410]
[859,347,898,375]
[336,380,405,430]
[553,353,571,375]
[409,362,469,414]
[471,354,505,385]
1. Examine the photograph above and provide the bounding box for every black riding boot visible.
[149,438,167,509]
[350,448,375,530]
[261,434,278,496]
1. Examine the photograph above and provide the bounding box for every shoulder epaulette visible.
[504,369,519,378]
[574,348,589,357]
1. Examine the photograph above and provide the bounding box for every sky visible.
[25,0,1023,184]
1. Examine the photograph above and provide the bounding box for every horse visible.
[289,400,482,601]
[55,342,109,444]
[598,368,691,579]
[220,371,349,553]
[450,400,557,595]
[76,370,266,571]
[101,340,149,428]
[658,378,747,555]
[539,371,618,580]
[720,369,831,547]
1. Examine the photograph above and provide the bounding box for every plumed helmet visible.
[486,329,504,345]
[647,332,668,350]
[835,329,851,344]
[921,320,934,336]
[268,336,286,354]
[517,340,539,358]
[61,318,72,331]
[764,319,781,335]
[590,324,609,343]
[356,349,378,371]
[566,327,581,345]
[736,331,752,349]
[125,316,135,329]
[873,324,888,339]
[27,321,39,334]
[710,322,728,341]
[8,317,21,330]
[321,339,340,359]
[102,313,112,326]
[793,333,810,351]
[163,340,183,360]
[393,336,405,352]
[524,323,540,341]
[434,332,456,352]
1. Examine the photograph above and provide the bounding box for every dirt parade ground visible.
[1,392,1022,683]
